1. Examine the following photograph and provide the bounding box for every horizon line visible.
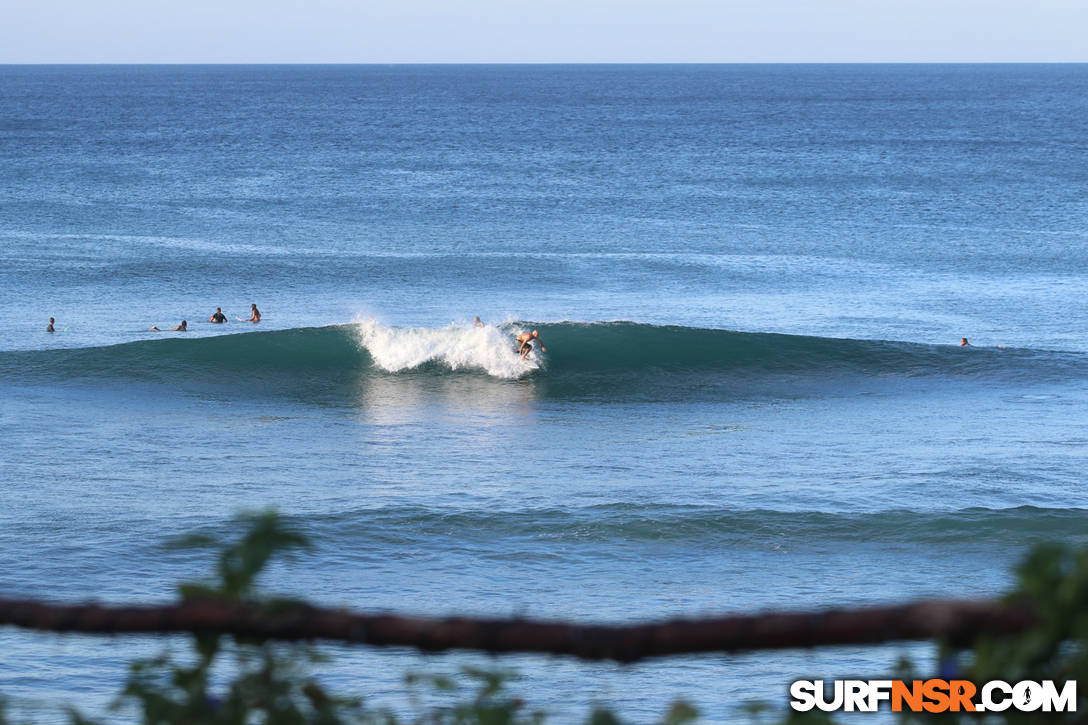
[2,60,1088,66]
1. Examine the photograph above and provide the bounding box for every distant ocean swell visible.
[176,505,1088,549]
[4,322,1083,395]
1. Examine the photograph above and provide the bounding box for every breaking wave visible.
[2,321,1083,401]
[353,320,538,379]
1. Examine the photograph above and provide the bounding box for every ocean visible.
[1,64,1087,722]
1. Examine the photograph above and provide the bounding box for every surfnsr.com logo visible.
[790,679,1077,713]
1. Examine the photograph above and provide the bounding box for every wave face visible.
[532,322,1075,377]
[3,322,1084,401]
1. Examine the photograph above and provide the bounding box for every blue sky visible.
[3,0,1087,63]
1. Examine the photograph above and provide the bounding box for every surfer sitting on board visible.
[244,304,261,323]
[47,317,55,333]
[516,330,546,360]
[210,307,228,324]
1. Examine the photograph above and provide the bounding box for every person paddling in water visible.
[150,320,187,331]
[516,330,546,360]
[210,307,227,324]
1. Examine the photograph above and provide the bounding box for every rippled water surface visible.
[2,64,1087,722]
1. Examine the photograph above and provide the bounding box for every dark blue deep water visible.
[1,64,1087,722]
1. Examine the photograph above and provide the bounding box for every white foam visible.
[351,320,539,379]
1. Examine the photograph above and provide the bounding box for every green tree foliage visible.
[891,543,1088,724]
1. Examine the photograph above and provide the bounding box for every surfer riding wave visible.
[515,330,546,360]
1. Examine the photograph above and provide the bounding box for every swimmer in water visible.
[47,317,55,333]
[244,303,261,322]
[960,337,971,347]
[210,307,227,324]
[515,330,546,360]
[473,316,485,328]
[150,320,187,332]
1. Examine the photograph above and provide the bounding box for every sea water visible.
[1,64,1087,722]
